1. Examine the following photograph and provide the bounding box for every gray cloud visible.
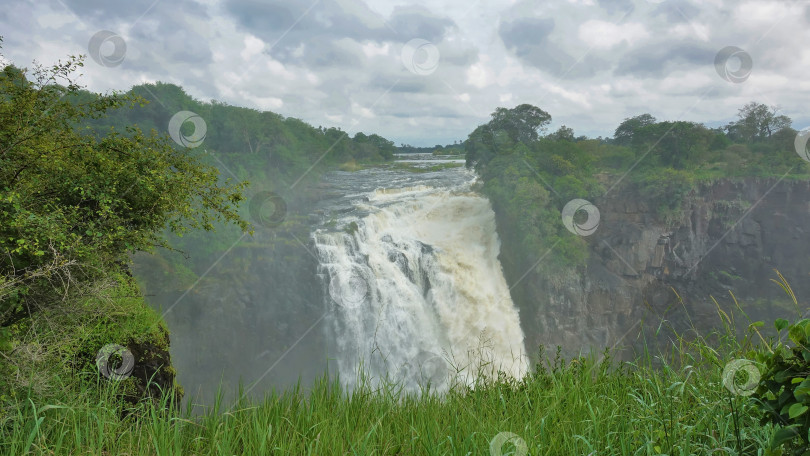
[499,17,555,48]
[388,8,454,43]
[650,0,702,23]
[386,108,464,119]
[615,41,715,77]
[498,17,609,78]
[0,1,34,52]
[61,0,195,21]
[225,0,458,72]
[597,0,635,16]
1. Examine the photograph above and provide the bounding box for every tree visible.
[367,133,395,160]
[465,124,497,169]
[465,104,552,169]
[548,125,575,142]
[725,102,792,143]
[489,104,552,143]
[0,53,249,327]
[613,113,657,146]
[633,121,710,169]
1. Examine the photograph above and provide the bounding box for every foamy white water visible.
[313,163,528,393]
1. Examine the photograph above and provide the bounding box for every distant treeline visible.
[73,81,396,198]
[396,143,465,155]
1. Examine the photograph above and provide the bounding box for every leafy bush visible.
[633,167,696,221]
[753,317,810,454]
[0,55,249,330]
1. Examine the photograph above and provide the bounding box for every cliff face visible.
[502,178,810,360]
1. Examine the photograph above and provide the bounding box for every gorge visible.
[141,156,810,404]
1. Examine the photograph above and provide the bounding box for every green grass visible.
[1,338,776,455]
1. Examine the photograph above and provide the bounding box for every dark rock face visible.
[500,179,810,361]
[125,325,182,406]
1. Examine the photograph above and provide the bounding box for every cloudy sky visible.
[2,0,808,146]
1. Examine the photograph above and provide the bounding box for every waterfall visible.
[313,180,528,393]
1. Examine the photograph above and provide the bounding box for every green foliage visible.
[631,121,713,169]
[753,317,810,454]
[465,104,552,170]
[726,102,792,143]
[633,167,696,221]
[489,104,552,143]
[0,271,170,409]
[614,113,657,146]
[466,106,601,271]
[0,55,250,329]
[546,125,575,142]
[79,82,395,191]
[0,46,257,413]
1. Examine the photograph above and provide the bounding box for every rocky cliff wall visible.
[503,178,810,361]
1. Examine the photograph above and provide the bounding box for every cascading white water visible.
[313,173,528,393]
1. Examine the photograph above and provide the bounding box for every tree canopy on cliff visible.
[465,104,553,171]
[465,102,806,273]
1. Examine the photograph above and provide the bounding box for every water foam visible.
[313,180,528,393]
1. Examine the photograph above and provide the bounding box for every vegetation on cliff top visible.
[465,102,809,274]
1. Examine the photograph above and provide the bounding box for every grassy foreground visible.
[2,338,775,456]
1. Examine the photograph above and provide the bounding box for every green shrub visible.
[753,317,810,454]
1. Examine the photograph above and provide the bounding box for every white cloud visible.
[734,1,793,28]
[466,60,491,89]
[255,96,284,110]
[543,83,591,109]
[578,20,648,50]
[668,22,710,41]
[352,101,375,118]
[240,35,265,61]
[361,41,390,58]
